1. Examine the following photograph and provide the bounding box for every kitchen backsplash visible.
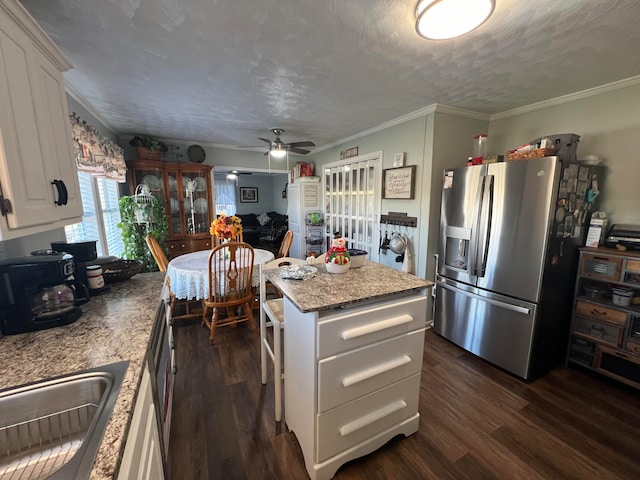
[0,228,67,259]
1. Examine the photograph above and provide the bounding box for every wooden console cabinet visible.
[567,247,640,389]
[127,161,213,258]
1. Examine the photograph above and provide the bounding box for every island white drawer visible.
[317,294,427,358]
[316,373,420,462]
[317,328,425,412]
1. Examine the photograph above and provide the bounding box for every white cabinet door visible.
[0,2,82,239]
[31,45,82,220]
[118,368,165,480]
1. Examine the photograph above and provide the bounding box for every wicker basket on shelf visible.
[305,235,324,245]
[506,148,556,161]
[136,146,162,161]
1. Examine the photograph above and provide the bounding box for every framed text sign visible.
[382,165,416,199]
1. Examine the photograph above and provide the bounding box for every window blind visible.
[65,172,124,257]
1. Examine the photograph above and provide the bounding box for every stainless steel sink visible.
[0,361,128,480]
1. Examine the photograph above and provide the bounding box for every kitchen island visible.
[0,271,166,479]
[264,261,433,480]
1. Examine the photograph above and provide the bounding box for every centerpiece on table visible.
[210,214,243,243]
[325,234,351,274]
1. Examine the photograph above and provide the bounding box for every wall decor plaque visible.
[382,165,416,199]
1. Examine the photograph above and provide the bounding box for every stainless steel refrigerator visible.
[434,156,604,380]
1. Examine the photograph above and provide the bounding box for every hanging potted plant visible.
[129,135,168,161]
[117,194,168,271]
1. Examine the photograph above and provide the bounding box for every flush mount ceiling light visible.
[415,0,495,40]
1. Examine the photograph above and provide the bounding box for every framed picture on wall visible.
[239,187,258,203]
[382,165,416,199]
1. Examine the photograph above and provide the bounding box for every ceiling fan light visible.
[270,147,287,159]
[415,0,495,40]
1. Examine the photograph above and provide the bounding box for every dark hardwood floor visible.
[169,321,640,480]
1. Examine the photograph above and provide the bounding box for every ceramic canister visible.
[86,265,105,290]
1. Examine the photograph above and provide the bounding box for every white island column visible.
[265,262,432,480]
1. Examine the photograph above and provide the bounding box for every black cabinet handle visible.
[51,180,68,206]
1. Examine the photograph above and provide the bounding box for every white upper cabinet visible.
[0,0,82,240]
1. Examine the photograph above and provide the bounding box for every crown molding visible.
[64,82,119,138]
[491,75,640,120]
[313,103,438,153]
[312,103,489,154]
[433,104,491,121]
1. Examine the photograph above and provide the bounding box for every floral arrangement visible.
[210,214,243,239]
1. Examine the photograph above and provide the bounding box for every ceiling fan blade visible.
[288,141,315,148]
[236,145,264,148]
[258,137,273,144]
[289,147,310,155]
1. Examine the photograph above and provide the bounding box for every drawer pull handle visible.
[342,356,412,387]
[340,314,414,340]
[170,349,177,374]
[591,309,608,316]
[339,400,407,437]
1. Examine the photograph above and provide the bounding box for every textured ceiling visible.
[21,0,640,151]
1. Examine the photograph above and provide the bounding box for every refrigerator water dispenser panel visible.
[444,226,471,271]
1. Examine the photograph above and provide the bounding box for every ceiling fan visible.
[242,128,315,156]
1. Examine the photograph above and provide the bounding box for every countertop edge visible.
[0,271,166,480]
[264,262,433,313]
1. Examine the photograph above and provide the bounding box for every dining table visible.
[167,247,275,300]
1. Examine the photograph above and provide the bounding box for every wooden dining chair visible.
[212,233,243,246]
[261,230,295,299]
[259,256,307,422]
[145,234,202,323]
[276,230,294,258]
[311,252,327,264]
[202,242,256,344]
[145,234,169,272]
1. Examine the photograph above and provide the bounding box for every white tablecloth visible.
[167,248,275,300]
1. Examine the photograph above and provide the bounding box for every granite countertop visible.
[0,271,166,480]
[264,261,433,313]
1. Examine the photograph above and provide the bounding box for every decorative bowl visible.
[100,259,144,283]
[325,262,350,274]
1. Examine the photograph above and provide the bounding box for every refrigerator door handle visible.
[438,280,531,315]
[470,176,486,276]
[476,175,494,277]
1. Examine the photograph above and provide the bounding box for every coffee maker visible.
[50,240,106,296]
[0,252,88,335]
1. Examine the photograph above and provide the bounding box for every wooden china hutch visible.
[126,160,213,258]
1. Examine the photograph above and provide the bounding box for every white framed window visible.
[214,177,237,215]
[65,172,124,257]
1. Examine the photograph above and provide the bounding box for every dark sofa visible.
[236,211,288,249]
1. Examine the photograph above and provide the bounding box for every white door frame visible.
[322,151,382,262]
